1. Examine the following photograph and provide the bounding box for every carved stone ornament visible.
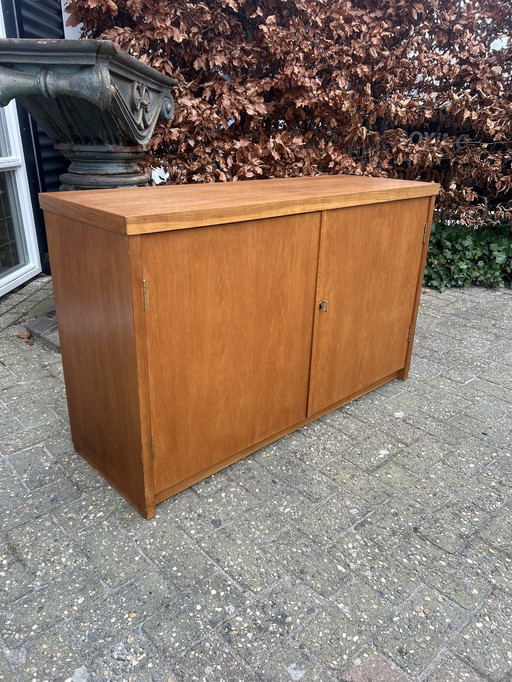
[0,39,177,189]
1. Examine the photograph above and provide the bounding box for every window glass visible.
[0,172,26,276]
[0,109,12,158]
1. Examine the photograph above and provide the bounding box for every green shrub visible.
[424,222,512,292]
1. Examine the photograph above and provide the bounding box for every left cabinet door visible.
[142,213,321,496]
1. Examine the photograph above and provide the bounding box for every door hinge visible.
[407,324,413,343]
[150,433,155,459]
[422,223,428,244]
[143,279,149,310]
[319,300,329,313]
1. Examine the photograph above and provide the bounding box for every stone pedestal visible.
[0,39,177,190]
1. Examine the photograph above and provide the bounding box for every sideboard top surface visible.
[40,174,439,235]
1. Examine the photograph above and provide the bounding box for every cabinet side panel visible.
[398,195,436,380]
[45,213,148,513]
[143,213,321,494]
[309,198,429,415]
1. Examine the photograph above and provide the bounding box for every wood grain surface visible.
[40,175,439,236]
[45,214,154,517]
[142,213,321,494]
[308,198,430,416]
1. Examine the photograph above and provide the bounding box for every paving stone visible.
[75,519,150,588]
[478,362,512,386]
[443,436,502,475]
[298,492,370,546]
[135,520,216,591]
[456,591,512,681]
[170,482,257,537]
[170,636,259,682]
[395,536,493,610]
[199,526,283,594]
[329,532,421,605]
[297,421,354,454]
[464,378,512,404]
[442,360,489,384]
[424,653,486,681]
[299,582,393,669]
[0,651,13,682]
[0,420,70,457]
[341,432,405,471]
[0,375,62,402]
[227,460,315,538]
[0,416,22,437]
[6,516,87,581]
[380,389,470,422]
[255,642,330,681]
[321,410,368,441]
[20,626,85,682]
[0,451,13,477]
[0,476,34,530]
[253,432,315,465]
[90,631,170,681]
[479,455,512,495]
[0,475,80,533]
[374,586,465,677]
[447,413,508,442]
[378,459,504,513]
[53,487,128,533]
[422,374,474,401]
[236,488,313,543]
[72,571,173,656]
[477,504,511,556]
[0,566,104,648]
[461,395,511,427]
[354,498,427,551]
[257,452,340,503]
[269,529,351,598]
[0,365,19,390]
[0,398,11,422]
[221,580,319,666]
[462,538,512,594]
[57,451,108,491]
[8,445,64,489]
[405,413,471,446]
[296,437,353,469]
[374,379,406,398]
[320,459,392,506]
[192,467,236,497]
[371,461,451,511]
[8,395,58,429]
[417,502,491,554]
[391,434,450,473]
[0,540,34,603]
[407,356,449,381]
[227,457,285,498]
[338,648,409,682]
[144,572,249,656]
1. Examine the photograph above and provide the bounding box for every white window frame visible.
[0,1,42,297]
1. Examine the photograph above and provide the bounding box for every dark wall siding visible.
[17,0,68,193]
[20,0,65,38]
[2,0,68,271]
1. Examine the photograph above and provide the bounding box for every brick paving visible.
[0,277,511,682]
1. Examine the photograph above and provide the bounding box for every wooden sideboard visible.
[40,175,439,518]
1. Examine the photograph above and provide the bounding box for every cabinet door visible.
[143,213,321,495]
[308,198,430,416]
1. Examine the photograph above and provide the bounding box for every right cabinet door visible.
[308,197,430,416]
